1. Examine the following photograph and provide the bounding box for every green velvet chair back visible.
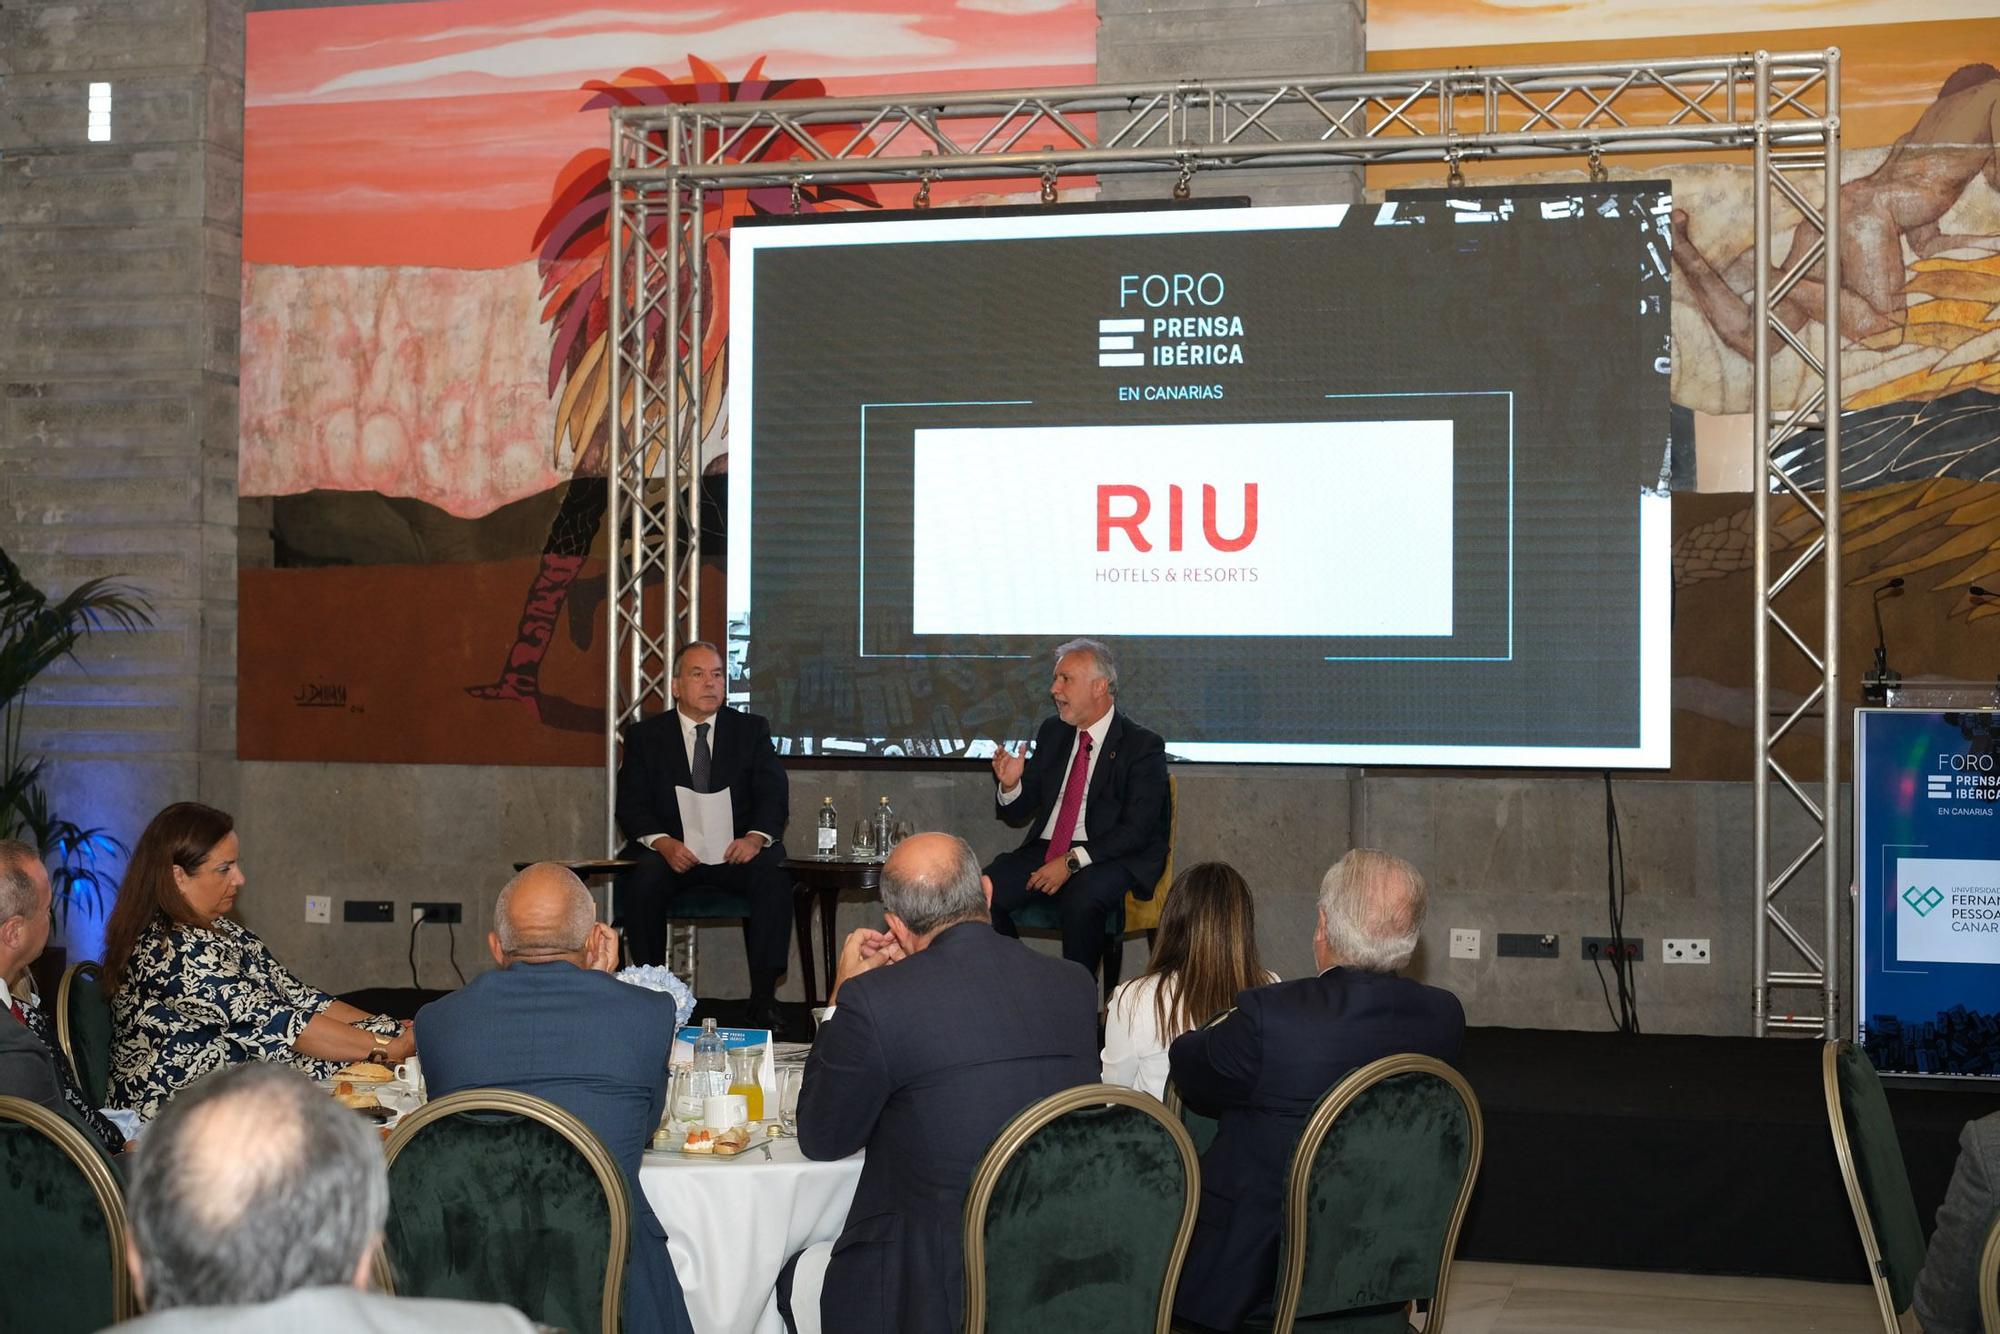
[1268,1054,1483,1334]
[58,960,113,1107]
[382,1088,629,1334]
[1823,1040,1926,1333]
[1163,1077,1218,1157]
[0,1094,134,1332]
[964,1084,1199,1334]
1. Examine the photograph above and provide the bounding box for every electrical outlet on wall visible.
[1449,928,1481,960]
[304,895,331,924]
[1663,938,1711,964]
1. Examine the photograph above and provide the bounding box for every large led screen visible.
[726,190,1672,767]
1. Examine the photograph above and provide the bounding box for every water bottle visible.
[817,795,838,858]
[692,1018,728,1102]
[874,795,894,858]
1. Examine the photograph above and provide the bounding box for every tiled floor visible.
[1430,1262,1883,1333]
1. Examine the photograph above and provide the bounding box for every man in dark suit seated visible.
[416,863,694,1334]
[793,832,1099,1334]
[118,1062,533,1331]
[614,640,792,1030]
[986,638,1170,979]
[1916,1109,2000,1333]
[1169,848,1466,1334]
[0,837,123,1156]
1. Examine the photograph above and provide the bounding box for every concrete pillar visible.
[1095,0,1366,205]
[0,0,245,951]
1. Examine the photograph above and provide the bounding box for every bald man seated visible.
[113,1062,532,1331]
[415,863,694,1334]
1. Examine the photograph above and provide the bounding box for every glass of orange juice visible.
[727,1046,765,1122]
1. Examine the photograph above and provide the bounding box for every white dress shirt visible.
[1101,969,1281,1099]
[998,706,1115,867]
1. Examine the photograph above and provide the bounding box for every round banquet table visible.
[641,1135,863,1334]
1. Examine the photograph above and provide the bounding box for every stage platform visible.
[1456,1026,2000,1282]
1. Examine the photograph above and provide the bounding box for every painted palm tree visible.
[0,549,151,921]
[467,56,880,716]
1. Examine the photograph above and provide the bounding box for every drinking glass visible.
[778,1065,805,1136]
[851,820,876,859]
[891,819,914,849]
[667,1063,703,1126]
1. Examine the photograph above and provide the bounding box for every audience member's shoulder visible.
[112,1285,536,1333]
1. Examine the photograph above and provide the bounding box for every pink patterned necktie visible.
[1043,732,1094,863]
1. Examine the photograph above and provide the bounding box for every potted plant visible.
[0,548,151,987]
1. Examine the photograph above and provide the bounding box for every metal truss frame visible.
[605,50,1841,1020]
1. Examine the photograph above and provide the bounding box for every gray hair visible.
[673,640,723,672]
[1318,848,1427,973]
[126,1062,388,1310]
[881,834,989,936]
[494,862,596,955]
[0,839,40,923]
[1054,637,1118,697]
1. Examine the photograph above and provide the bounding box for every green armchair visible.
[57,960,113,1107]
[1256,1053,1484,1334]
[1823,1040,1926,1334]
[0,1094,134,1332]
[381,1088,629,1334]
[964,1083,1200,1334]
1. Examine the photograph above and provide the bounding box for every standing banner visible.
[1855,708,2000,1078]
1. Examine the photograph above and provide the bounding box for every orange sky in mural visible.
[1366,15,2000,187]
[245,0,1095,269]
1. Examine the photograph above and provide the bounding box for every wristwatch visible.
[1064,849,1083,873]
[370,1031,393,1059]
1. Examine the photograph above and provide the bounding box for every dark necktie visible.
[692,722,712,793]
[1044,732,1093,863]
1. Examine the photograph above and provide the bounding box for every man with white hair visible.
[986,637,1171,979]
[416,862,694,1334]
[114,1062,531,1330]
[1167,848,1465,1333]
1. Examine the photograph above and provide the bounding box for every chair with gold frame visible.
[0,1094,135,1332]
[1256,1054,1483,1334]
[56,960,113,1107]
[381,1088,629,1334]
[963,1083,1199,1334]
[1822,1040,1926,1334]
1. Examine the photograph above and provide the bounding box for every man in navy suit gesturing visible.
[986,638,1170,979]
[614,641,791,1024]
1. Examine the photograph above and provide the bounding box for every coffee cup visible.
[703,1093,749,1129]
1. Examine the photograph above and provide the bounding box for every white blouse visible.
[1101,970,1279,1100]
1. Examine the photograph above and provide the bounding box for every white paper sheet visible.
[676,786,736,864]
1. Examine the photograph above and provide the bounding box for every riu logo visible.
[1097,483,1258,553]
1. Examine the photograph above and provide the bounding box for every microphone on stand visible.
[1865,577,1905,704]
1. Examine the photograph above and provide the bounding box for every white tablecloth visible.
[641,1137,863,1334]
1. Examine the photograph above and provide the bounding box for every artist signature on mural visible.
[293,682,360,713]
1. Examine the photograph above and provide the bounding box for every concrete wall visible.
[1096,0,1365,207]
[0,0,245,956]
[227,757,1841,1039]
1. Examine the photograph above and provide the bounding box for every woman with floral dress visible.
[103,802,414,1118]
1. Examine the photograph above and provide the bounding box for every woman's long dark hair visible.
[1139,861,1265,1042]
[101,802,235,994]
